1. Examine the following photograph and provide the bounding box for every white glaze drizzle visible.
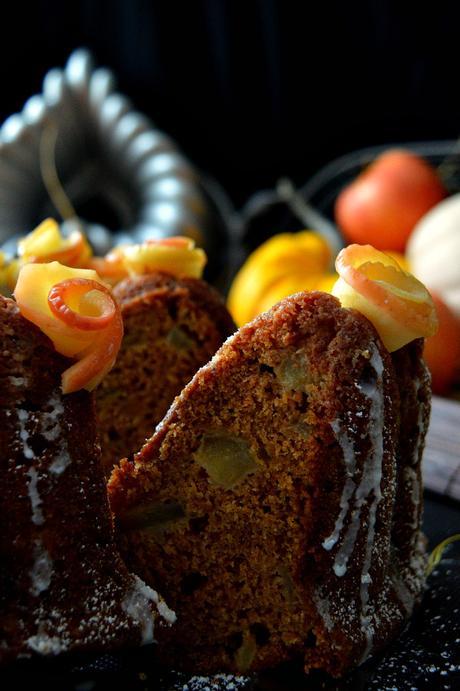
[9,375,26,386]
[41,396,65,442]
[49,450,71,475]
[17,408,34,459]
[30,539,53,596]
[26,467,44,525]
[323,344,385,660]
[358,346,384,661]
[45,394,71,475]
[122,575,176,644]
[322,423,357,553]
[27,632,66,655]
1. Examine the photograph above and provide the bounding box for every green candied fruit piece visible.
[119,501,186,533]
[274,351,311,391]
[235,631,257,672]
[166,325,194,350]
[193,434,259,489]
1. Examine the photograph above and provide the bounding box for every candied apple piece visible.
[166,325,194,350]
[274,352,312,391]
[193,434,259,489]
[235,631,257,672]
[119,501,186,534]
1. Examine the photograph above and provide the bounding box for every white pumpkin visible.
[407,193,460,319]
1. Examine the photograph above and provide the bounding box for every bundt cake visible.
[0,294,175,665]
[109,291,430,677]
[96,272,235,475]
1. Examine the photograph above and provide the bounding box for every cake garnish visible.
[14,262,123,393]
[18,218,92,267]
[89,236,206,284]
[332,243,438,351]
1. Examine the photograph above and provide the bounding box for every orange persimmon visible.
[335,150,446,252]
[424,293,460,395]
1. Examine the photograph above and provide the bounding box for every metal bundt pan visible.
[0,49,236,281]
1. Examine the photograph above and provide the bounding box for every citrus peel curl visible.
[332,244,438,352]
[14,262,123,394]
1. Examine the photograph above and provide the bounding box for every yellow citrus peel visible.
[227,231,333,326]
[14,262,123,393]
[87,236,206,284]
[332,244,438,352]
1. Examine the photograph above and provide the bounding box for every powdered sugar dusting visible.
[314,589,334,632]
[178,674,248,690]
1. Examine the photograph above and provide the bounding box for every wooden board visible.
[424,395,460,501]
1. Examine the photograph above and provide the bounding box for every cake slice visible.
[109,291,430,676]
[96,273,235,475]
[0,294,174,665]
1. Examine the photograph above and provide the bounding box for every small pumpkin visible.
[227,231,335,327]
[407,194,460,319]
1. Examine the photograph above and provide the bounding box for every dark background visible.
[2,1,459,206]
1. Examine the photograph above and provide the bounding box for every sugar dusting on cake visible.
[176,673,249,690]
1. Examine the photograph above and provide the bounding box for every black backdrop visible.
[1,1,460,205]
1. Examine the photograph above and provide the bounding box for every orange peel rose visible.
[87,236,206,284]
[332,244,438,352]
[18,218,92,267]
[14,262,123,393]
